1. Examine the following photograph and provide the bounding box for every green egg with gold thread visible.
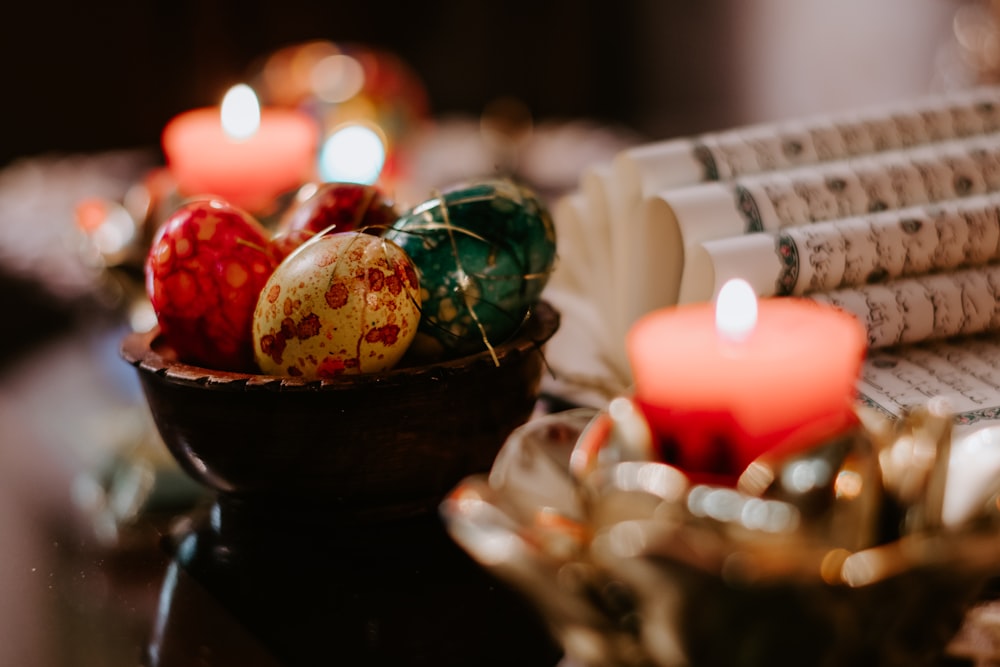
[384,178,556,360]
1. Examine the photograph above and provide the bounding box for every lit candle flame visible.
[716,278,757,343]
[319,123,386,184]
[220,84,261,141]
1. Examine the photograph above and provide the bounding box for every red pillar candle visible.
[162,84,319,213]
[626,279,867,482]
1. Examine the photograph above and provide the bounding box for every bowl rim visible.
[121,300,559,391]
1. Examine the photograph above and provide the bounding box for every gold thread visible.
[435,189,501,367]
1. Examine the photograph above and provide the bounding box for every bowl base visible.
[146,499,563,666]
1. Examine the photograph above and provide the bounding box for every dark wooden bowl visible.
[121,302,559,523]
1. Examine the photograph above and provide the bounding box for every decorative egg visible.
[269,227,317,260]
[252,232,421,378]
[145,198,279,372]
[271,182,398,259]
[384,178,556,358]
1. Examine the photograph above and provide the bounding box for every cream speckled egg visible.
[252,232,421,378]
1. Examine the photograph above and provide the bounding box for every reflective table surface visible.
[0,317,563,666]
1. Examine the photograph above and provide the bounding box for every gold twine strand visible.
[435,189,501,367]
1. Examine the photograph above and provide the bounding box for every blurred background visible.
[0,0,974,169]
[0,0,980,363]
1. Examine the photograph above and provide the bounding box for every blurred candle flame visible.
[220,84,261,141]
[716,278,757,343]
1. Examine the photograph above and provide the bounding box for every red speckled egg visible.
[252,232,420,378]
[269,227,316,260]
[145,199,279,371]
[271,182,398,259]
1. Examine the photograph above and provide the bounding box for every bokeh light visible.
[319,123,386,184]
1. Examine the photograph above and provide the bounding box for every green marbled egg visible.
[384,178,556,359]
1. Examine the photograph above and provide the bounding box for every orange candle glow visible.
[626,279,867,482]
[162,84,319,213]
